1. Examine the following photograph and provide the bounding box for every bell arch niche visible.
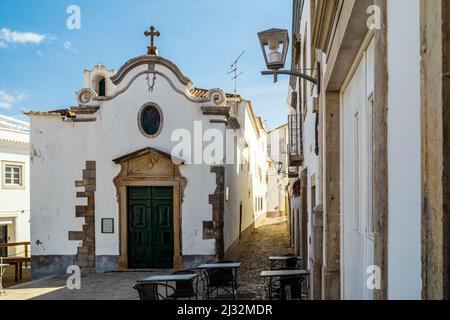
[113,147,187,270]
[92,74,106,97]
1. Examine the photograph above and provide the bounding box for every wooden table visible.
[1,257,31,282]
[260,269,310,300]
[197,263,241,299]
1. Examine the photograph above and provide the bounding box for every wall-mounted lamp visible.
[258,28,318,85]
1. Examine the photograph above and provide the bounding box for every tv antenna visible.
[228,51,245,93]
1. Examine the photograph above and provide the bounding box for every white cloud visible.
[63,40,72,50]
[0,28,54,48]
[63,40,78,53]
[0,90,27,110]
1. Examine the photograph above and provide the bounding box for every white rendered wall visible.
[299,2,319,269]
[387,0,422,300]
[30,62,222,258]
[224,101,268,251]
[242,103,268,224]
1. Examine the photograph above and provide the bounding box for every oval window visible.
[139,104,162,137]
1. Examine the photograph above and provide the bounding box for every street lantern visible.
[258,28,289,70]
[258,28,318,84]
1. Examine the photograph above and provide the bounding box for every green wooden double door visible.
[127,186,174,269]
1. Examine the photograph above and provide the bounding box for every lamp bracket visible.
[261,70,317,84]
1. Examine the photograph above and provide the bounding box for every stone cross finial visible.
[144,26,160,55]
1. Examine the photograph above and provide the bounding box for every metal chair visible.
[205,260,238,299]
[270,254,299,270]
[278,275,307,300]
[133,282,176,300]
[283,254,299,269]
[169,269,199,300]
[266,266,309,300]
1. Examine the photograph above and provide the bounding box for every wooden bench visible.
[1,257,31,282]
[0,242,31,282]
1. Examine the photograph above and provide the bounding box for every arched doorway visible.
[113,148,187,270]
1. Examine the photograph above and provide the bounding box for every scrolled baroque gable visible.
[127,153,175,177]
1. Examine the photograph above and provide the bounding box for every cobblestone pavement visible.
[1,217,292,300]
[228,217,294,300]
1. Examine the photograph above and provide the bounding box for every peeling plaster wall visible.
[30,62,222,262]
[30,116,87,256]
[386,0,422,299]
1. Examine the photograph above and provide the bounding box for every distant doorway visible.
[239,202,243,240]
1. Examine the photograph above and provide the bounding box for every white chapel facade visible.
[26,28,268,278]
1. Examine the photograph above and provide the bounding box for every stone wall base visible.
[322,267,340,300]
[32,254,219,276]
[182,255,216,269]
[96,255,120,272]
[99,255,214,271]
[31,255,76,280]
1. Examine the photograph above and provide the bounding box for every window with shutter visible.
[2,162,24,189]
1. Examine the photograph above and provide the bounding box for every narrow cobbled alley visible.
[228,217,294,300]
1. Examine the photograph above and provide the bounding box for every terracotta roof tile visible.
[24,106,99,117]
[188,88,241,99]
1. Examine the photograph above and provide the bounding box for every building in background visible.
[224,103,269,254]
[0,114,30,258]
[266,124,289,221]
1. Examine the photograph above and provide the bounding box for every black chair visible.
[266,262,309,300]
[133,282,176,300]
[283,254,299,269]
[170,270,199,300]
[266,274,307,300]
[205,260,238,299]
[271,254,299,270]
[279,276,306,300]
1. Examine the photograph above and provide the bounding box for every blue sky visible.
[0,0,291,130]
